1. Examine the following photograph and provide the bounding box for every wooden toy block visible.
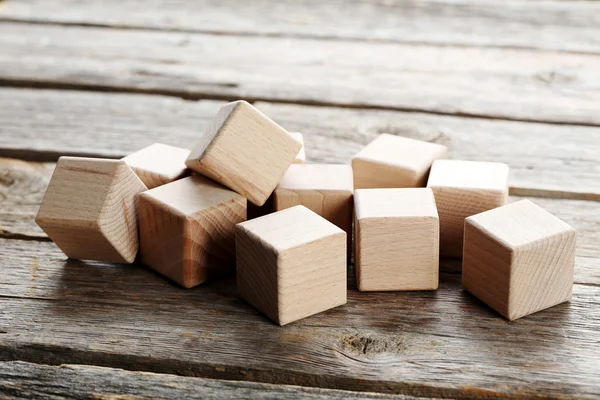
[185,101,302,206]
[463,200,576,320]
[236,205,347,325]
[122,143,190,189]
[354,188,439,291]
[351,134,447,189]
[288,132,306,163]
[273,164,353,255]
[35,157,147,263]
[139,175,246,288]
[427,159,509,257]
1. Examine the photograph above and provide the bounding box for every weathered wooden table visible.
[1,1,599,398]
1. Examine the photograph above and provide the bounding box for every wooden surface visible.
[1,0,600,398]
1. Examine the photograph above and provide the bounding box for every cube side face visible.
[352,157,418,190]
[190,102,301,206]
[508,229,576,320]
[462,221,513,318]
[139,195,188,286]
[99,163,148,264]
[38,223,127,263]
[431,186,507,257]
[277,231,347,325]
[236,226,280,323]
[356,216,439,291]
[183,197,247,288]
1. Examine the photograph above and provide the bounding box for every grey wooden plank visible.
[1,23,600,126]
[0,361,432,400]
[1,0,600,54]
[0,238,599,398]
[1,89,599,199]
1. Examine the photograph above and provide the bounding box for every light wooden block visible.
[351,134,447,189]
[463,200,576,320]
[427,159,509,257]
[122,143,190,189]
[354,188,439,291]
[185,101,302,206]
[236,206,347,325]
[288,132,306,163]
[35,157,147,263]
[273,164,353,255]
[139,175,246,288]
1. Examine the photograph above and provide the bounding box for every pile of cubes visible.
[36,101,576,325]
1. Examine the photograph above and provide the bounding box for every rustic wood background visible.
[1,1,599,399]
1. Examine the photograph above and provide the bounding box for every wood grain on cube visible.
[427,159,509,257]
[139,175,246,288]
[463,200,576,320]
[122,143,190,189]
[185,101,302,206]
[354,188,439,291]
[274,164,353,255]
[35,157,147,263]
[288,132,306,163]
[237,206,346,325]
[352,134,447,189]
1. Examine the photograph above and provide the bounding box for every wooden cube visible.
[463,200,576,320]
[354,188,439,291]
[273,164,353,255]
[139,175,246,288]
[123,143,190,189]
[35,157,147,263]
[237,206,347,325]
[352,134,447,189]
[288,132,306,163]
[185,101,302,206]
[427,160,509,257]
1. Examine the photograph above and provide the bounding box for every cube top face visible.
[466,200,576,250]
[186,101,302,206]
[237,205,344,253]
[463,200,576,320]
[427,160,509,193]
[352,134,447,188]
[288,132,306,163]
[123,143,190,189]
[37,157,122,225]
[277,164,353,193]
[355,188,438,220]
[140,175,245,217]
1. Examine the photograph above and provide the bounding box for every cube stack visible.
[36,100,577,324]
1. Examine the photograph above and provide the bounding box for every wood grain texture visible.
[427,160,510,257]
[0,361,436,400]
[139,175,246,288]
[1,238,599,398]
[2,0,600,54]
[35,157,147,263]
[1,89,599,199]
[2,23,600,126]
[355,188,439,291]
[186,101,301,206]
[122,143,190,189]
[237,206,347,325]
[352,134,447,189]
[463,200,576,321]
[274,164,353,255]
